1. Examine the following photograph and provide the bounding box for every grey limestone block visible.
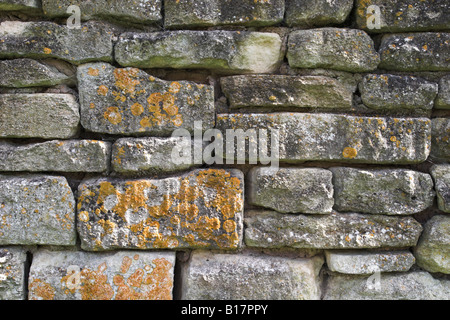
[0,246,27,300]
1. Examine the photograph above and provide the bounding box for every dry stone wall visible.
[0,0,449,301]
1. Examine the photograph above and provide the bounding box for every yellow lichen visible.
[342,147,358,159]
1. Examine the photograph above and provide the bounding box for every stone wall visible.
[0,0,449,301]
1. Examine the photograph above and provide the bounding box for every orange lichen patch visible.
[144,91,183,128]
[223,220,237,233]
[121,256,133,274]
[29,279,55,300]
[89,102,96,109]
[43,47,52,54]
[390,136,397,142]
[168,81,182,94]
[342,147,358,159]
[104,107,122,125]
[131,103,144,116]
[88,68,99,76]
[97,85,109,96]
[78,211,90,223]
[114,68,141,96]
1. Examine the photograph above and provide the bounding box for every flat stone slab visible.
[181,251,324,300]
[77,169,244,251]
[0,175,76,246]
[0,140,111,173]
[431,118,450,161]
[28,250,175,300]
[115,30,283,74]
[0,94,80,139]
[0,247,27,300]
[78,62,215,136]
[285,0,353,27]
[245,211,422,249]
[0,0,40,11]
[331,167,435,215]
[436,75,450,109]
[431,165,450,213]
[287,28,380,72]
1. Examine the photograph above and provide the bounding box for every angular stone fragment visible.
[431,165,450,213]
[28,250,175,300]
[325,250,415,275]
[78,62,215,136]
[324,271,450,300]
[216,113,431,164]
[115,30,283,73]
[436,75,450,109]
[248,167,333,214]
[0,175,76,246]
[182,251,323,300]
[0,94,79,139]
[285,0,353,27]
[331,167,435,215]
[0,21,114,65]
[431,118,450,161]
[0,0,40,11]
[77,169,244,251]
[0,140,111,173]
[355,0,450,33]
[245,211,422,249]
[221,75,353,110]
[165,0,284,28]
[379,33,450,71]
[414,215,450,274]
[0,247,27,300]
[287,28,380,72]
[42,0,162,24]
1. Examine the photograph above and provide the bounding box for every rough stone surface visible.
[0,175,76,246]
[431,165,450,213]
[216,113,431,164]
[287,28,380,72]
[182,251,324,300]
[28,249,175,300]
[331,167,435,215]
[248,167,334,214]
[0,0,40,11]
[414,215,450,274]
[0,247,27,300]
[0,21,114,65]
[324,271,450,300]
[430,118,450,161]
[77,169,244,251]
[245,211,422,249]
[164,0,284,28]
[436,75,450,109]
[0,94,79,139]
[285,0,353,27]
[0,140,111,173]
[78,62,215,136]
[221,75,353,110]
[379,33,450,71]
[115,30,283,74]
[325,250,415,275]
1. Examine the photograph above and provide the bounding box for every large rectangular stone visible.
[0,247,27,300]
[431,118,450,161]
[0,0,40,11]
[436,75,450,109]
[285,0,353,27]
[28,250,175,300]
[431,165,450,213]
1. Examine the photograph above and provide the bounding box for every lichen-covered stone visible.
[431,165,450,213]
[248,167,333,214]
[77,62,215,136]
[216,113,431,164]
[28,249,175,300]
[0,0,40,11]
[324,271,450,300]
[430,118,450,161]
[221,75,352,110]
[0,247,27,300]
[331,167,435,215]
[115,30,283,74]
[355,0,450,33]
[0,140,111,173]
[0,175,76,246]
[0,94,79,139]
[379,33,450,71]
[414,215,450,274]
[285,0,353,27]
[164,0,284,28]
[77,169,244,251]
[325,250,415,275]
[436,75,450,109]
[287,28,380,72]
[245,211,422,249]
[182,251,324,300]
[0,21,114,65]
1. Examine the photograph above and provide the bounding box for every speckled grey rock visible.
[431,165,450,213]
[0,247,27,300]
[0,0,40,11]
[436,75,450,109]
[285,0,353,27]
[430,118,450,161]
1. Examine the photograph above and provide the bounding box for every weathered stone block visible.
[77,169,244,251]
[248,167,333,214]
[0,140,111,173]
[78,62,215,136]
[0,175,76,246]
[431,165,450,213]
[414,215,450,274]
[287,28,380,72]
[0,0,40,11]
[379,33,450,71]
[285,0,353,27]
[221,75,352,110]
[182,251,323,300]
[28,250,175,300]
[331,167,435,215]
[0,94,79,139]
[0,21,114,65]
[115,30,283,73]
[431,118,450,161]
[0,247,27,300]
[164,0,284,28]
[245,211,422,249]
[436,75,450,109]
